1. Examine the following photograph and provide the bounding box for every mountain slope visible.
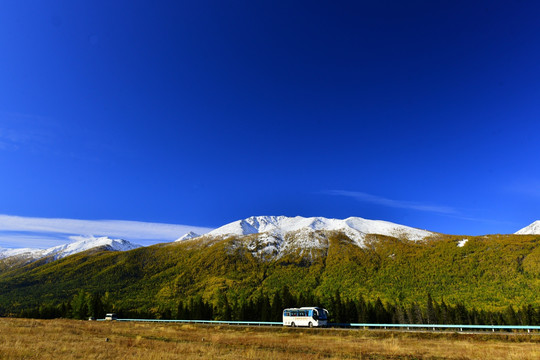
[0,229,539,317]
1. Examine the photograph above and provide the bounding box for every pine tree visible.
[88,292,104,319]
[271,292,282,322]
[238,299,249,321]
[439,299,449,324]
[281,285,296,309]
[344,300,357,324]
[426,293,436,324]
[355,296,368,323]
[373,297,388,323]
[71,290,89,320]
[504,305,518,325]
[101,292,114,314]
[408,302,423,324]
[176,301,187,320]
[518,304,534,325]
[260,293,271,322]
[332,291,343,323]
[454,303,469,325]
[433,299,441,324]
[215,292,231,321]
[394,303,406,324]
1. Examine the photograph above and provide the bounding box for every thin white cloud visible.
[0,232,69,249]
[505,179,540,197]
[0,214,214,249]
[0,111,57,152]
[324,190,457,215]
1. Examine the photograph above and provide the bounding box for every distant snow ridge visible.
[0,236,141,263]
[175,231,200,241]
[0,247,45,261]
[515,221,540,235]
[205,216,436,258]
[44,236,141,260]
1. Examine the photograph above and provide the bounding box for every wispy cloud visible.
[0,112,56,152]
[0,232,70,249]
[0,214,214,249]
[505,179,540,197]
[323,190,457,215]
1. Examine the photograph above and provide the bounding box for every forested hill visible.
[0,231,539,323]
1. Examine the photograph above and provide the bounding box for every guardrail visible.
[113,319,282,326]
[341,323,540,333]
[107,318,540,333]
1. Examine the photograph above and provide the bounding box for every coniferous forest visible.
[18,287,540,326]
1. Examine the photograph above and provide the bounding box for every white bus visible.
[283,307,328,327]
[105,313,117,321]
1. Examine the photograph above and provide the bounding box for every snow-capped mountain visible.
[515,221,540,235]
[175,231,201,241]
[1,216,438,265]
[0,236,141,265]
[208,215,434,242]
[200,215,437,258]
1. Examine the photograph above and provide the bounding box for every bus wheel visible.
[291,322,296,327]
[308,322,313,328]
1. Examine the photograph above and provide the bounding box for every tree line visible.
[16,287,540,326]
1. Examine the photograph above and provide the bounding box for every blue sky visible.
[1,1,540,247]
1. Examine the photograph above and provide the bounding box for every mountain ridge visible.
[208,215,435,237]
[179,215,439,259]
[0,236,141,267]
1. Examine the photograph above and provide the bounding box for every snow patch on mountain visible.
[515,221,540,235]
[238,228,329,258]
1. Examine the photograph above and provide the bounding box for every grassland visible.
[0,318,539,359]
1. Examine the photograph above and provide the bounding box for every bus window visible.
[315,308,327,320]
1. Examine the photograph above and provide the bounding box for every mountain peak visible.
[207,215,435,244]
[515,220,540,235]
[48,236,141,258]
[175,231,201,241]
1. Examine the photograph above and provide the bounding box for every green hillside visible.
[0,232,539,323]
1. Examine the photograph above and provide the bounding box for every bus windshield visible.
[315,308,327,320]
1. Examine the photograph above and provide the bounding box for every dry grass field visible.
[0,318,538,359]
